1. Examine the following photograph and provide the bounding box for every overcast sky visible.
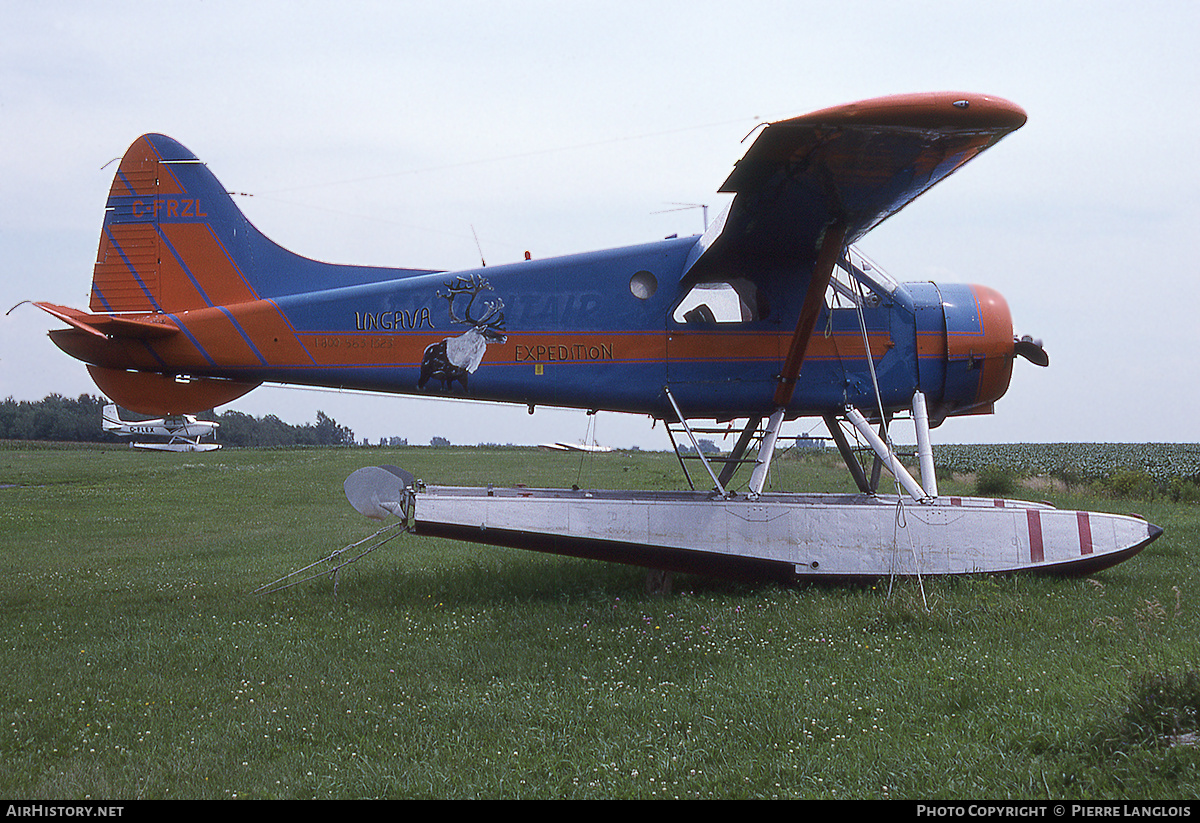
[2,1,1196,449]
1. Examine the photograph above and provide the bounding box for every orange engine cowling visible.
[958,285,1015,409]
[930,283,1017,420]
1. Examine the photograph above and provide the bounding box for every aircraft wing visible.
[685,92,1027,277]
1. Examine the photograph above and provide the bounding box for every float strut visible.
[664,386,728,497]
[844,407,929,502]
[912,391,938,499]
[748,407,786,498]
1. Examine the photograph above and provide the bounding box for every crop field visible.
[1,441,1198,799]
[932,443,1200,488]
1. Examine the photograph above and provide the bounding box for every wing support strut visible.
[747,221,848,499]
[773,222,848,408]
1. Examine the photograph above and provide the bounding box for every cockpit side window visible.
[673,277,768,324]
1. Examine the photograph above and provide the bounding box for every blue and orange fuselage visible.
[48,206,1015,424]
[39,94,1028,425]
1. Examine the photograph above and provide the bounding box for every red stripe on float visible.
[1077,511,1093,555]
[1027,509,1044,563]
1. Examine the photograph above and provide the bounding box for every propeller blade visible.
[1014,336,1049,367]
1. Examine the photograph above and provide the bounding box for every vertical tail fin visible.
[101,404,123,431]
[51,134,438,417]
[92,134,265,314]
[91,134,439,316]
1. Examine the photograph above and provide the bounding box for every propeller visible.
[1014,334,1049,367]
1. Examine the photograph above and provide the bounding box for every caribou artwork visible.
[418,274,507,392]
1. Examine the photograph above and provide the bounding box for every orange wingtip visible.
[781,91,1028,132]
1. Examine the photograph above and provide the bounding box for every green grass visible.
[1,444,1198,798]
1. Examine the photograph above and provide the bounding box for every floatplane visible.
[103,403,220,452]
[32,92,1160,584]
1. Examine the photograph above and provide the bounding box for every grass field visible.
[1,442,1198,799]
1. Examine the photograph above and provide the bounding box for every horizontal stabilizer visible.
[33,302,178,339]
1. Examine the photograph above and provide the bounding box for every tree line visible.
[0,394,355,448]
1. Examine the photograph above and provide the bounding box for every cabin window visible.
[629,270,657,300]
[673,278,766,324]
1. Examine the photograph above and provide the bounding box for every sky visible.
[2,1,1197,450]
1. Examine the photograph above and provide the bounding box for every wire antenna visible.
[471,225,486,267]
[652,202,709,230]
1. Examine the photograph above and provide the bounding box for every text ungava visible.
[354,308,434,331]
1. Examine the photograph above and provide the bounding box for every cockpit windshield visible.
[827,246,900,309]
